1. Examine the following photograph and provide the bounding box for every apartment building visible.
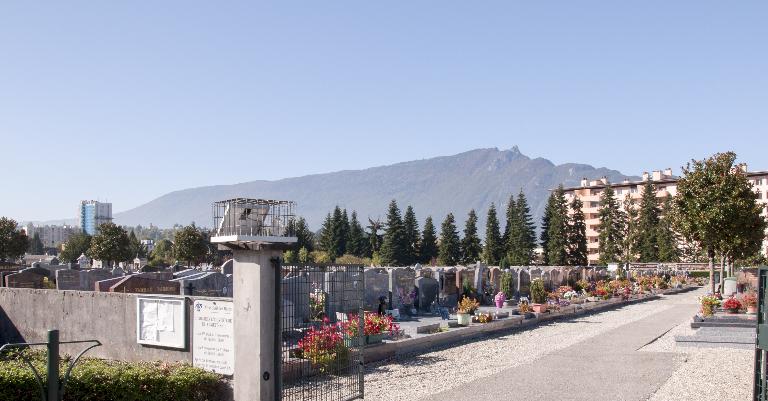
[79,200,113,235]
[562,167,768,265]
[23,223,79,248]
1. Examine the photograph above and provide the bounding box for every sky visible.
[1,1,766,222]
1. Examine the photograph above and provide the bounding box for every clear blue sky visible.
[2,1,766,222]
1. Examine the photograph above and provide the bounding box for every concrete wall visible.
[0,288,195,363]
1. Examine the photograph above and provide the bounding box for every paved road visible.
[424,294,694,401]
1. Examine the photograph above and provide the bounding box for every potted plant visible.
[699,295,721,317]
[456,296,480,326]
[742,292,758,314]
[500,271,515,306]
[344,313,400,345]
[517,299,534,318]
[494,291,506,308]
[530,279,548,313]
[723,297,742,314]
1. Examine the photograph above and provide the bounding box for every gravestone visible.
[223,274,233,297]
[490,268,501,294]
[174,269,198,279]
[441,268,459,306]
[518,269,531,298]
[180,272,228,297]
[473,263,486,294]
[324,270,363,321]
[81,269,114,291]
[5,270,46,289]
[363,270,389,310]
[112,267,125,277]
[24,266,52,279]
[530,268,542,282]
[723,278,738,297]
[457,267,474,294]
[415,276,439,312]
[221,259,233,275]
[95,277,125,292]
[138,272,174,281]
[388,268,416,310]
[108,276,181,295]
[0,271,19,287]
[542,271,552,291]
[56,269,83,290]
[282,275,311,323]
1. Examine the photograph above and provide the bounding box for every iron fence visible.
[279,264,364,401]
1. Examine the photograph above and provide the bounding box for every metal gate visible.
[755,266,768,400]
[279,264,365,401]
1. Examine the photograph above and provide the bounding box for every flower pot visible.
[503,300,512,308]
[701,305,714,317]
[531,303,547,313]
[495,300,505,308]
[726,308,740,314]
[748,306,758,314]
[456,313,471,326]
[366,334,387,344]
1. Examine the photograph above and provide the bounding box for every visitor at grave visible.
[377,296,387,315]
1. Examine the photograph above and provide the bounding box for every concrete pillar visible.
[232,247,283,401]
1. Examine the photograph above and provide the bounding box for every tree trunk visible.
[708,247,715,294]
[719,254,726,293]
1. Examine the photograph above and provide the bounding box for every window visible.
[630,187,638,194]
[590,201,600,208]
[756,179,764,186]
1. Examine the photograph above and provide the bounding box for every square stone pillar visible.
[232,247,283,401]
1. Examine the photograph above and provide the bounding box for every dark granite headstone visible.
[108,276,180,295]
[221,259,233,275]
[95,276,125,292]
[56,269,83,290]
[388,268,416,309]
[5,270,46,289]
[519,269,531,298]
[182,272,228,297]
[81,269,114,291]
[415,276,438,312]
[363,270,389,310]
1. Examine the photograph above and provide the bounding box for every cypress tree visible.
[402,206,420,265]
[545,185,568,266]
[635,180,660,262]
[380,200,408,266]
[567,196,588,266]
[438,213,461,266]
[597,185,624,264]
[482,203,502,265]
[657,196,680,262]
[347,211,367,257]
[461,209,482,264]
[420,216,438,264]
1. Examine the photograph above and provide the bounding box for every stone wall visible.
[0,288,196,363]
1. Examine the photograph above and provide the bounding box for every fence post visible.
[46,330,60,401]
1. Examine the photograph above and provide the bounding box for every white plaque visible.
[193,299,234,375]
[136,297,186,349]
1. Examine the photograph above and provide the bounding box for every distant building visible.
[79,200,112,235]
[561,166,768,265]
[141,239,155,253]
[23,223,78,248]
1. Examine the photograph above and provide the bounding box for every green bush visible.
[530,279,547,304]
[0,351,228,401]
[500,272,514,299]
[688,271,710,278]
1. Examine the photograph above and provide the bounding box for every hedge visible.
[0,350,229,401]
[688,271,711,278]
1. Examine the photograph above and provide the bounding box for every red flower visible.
[723,298,742,310]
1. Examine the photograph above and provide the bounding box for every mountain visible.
[112,147,637,233]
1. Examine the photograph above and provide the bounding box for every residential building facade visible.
[79,200,113,235]
[23,223,79,248]
[561,167,768,265]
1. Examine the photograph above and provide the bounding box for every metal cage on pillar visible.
[211,198,297,247]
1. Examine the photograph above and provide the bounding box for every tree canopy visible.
[59,233,92,263]
[380,200,409,266]
[567,196,588,266]
[438,213,461,266]
[0,217,28,264]
[420,216,438,264]
[88,222,132,267]
[173,225,208,267]
[482,203,502,265]
[597,186,624,265]
[461,209,482,264]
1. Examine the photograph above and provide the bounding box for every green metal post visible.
[47,330,60,401]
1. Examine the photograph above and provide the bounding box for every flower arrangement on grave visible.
[517,299,531,314]
[494,291,506,308]
[699,295,721,317]
[473,312,493,323]
[723,297,742,314]
[309,288,326,321]
[562,290,579,300]
[741,292,758,314]
[344,312,400,338]
[297,319,350,373]
[576,279,590,292]
[397,287,416,308]
[653,276,669,290]
[556,285,573,298]
[457,296,480,314]
[593,286,610,300]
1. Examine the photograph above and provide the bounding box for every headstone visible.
[182,272,229,297]
[138,272,174,281]
[388,268,416,310]
[112,267,125,277]
[49,257,60,266]
[109,276,181,295]
[221,259,233,275]
[473,262,486,294]
[77,254,90,269]
[81,269,114,291]
[95,276,125,292]
[174,269,199,279]
[723,278,738,297]
[325,270,363,321]
[441,268,459,306]
[24,266,52,279]
[223,274,233,297]
[55,269,84,290]
[415,276,439,312]
[0,271,20,287]
[457,267,474,293]
[5,270,46,289]
[518,269,531,298]
[363,270,389,310]
[280,274,310,323]
[490,268,501,294]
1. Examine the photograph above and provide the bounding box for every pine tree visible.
[597,185,624,265]
[461,209,482,264]
[513,190,537,265]
[346,211,368,257]
[293,217,315,253]
[420,216,438,264]
[502,194,517,250]
[567,196,588,266]
[318,213,336,257]
[331,206,347,257]
[339,209,350,255]
[380,200,408,266]
[540,196,552,263]
[656,195,680,262]
[635,180,660,262]
[543,186,568,266]
[482,203,502,265]
[402,206,420,265]
[438,213,461,266]
[621,194,639,269]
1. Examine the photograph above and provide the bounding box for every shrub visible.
[500,272,514,299]
[530,279,547,304]
[0,351,227,401]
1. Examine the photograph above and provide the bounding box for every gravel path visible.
[365,293,686,401]
[642,290,754,401]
